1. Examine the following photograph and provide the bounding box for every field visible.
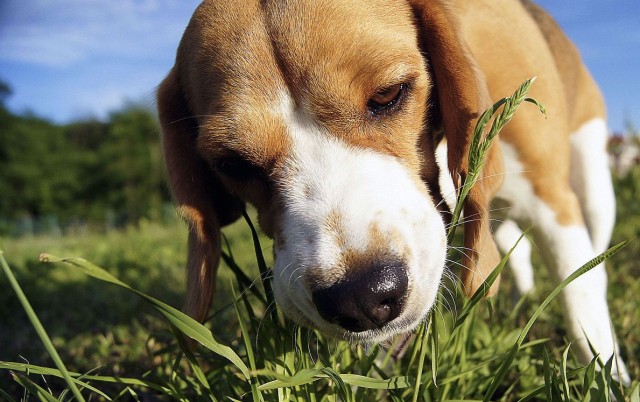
[1,169,639,401]
[1,89,639,400]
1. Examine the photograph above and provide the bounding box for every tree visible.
[0,113,77,219]
[0,81,170,233]
[94,104,167,223]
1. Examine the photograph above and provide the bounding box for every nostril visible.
[364,265,408,324]
[369,303,391,325]
[312,262,408,332]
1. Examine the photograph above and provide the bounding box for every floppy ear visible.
[157,68,242,322]
[410,0,502,296]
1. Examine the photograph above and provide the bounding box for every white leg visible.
[569,118,616,255]
[493,220,535,295]
[534,219,629,384]
[435,138,458,212]
[497,140,629,383]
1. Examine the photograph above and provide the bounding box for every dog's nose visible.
[312,263,408,332]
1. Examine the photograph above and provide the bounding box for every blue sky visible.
[0,0,639,133]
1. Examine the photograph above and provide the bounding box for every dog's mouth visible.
[272,229,447,342]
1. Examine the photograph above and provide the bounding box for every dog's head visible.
[158,0,501,342]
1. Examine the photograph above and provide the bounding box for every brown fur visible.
[454,0,604,226]
[158,0,599,322]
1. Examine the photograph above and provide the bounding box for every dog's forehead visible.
[187,0,421,101]
[262,0,419,69]
[182,1,280,107]
[188,0,428,165]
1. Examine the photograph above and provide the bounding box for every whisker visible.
[255,299,279,347]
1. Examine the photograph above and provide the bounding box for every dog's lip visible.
[283,297,317,329]
[304,305,424,343]
[337,316,419,343]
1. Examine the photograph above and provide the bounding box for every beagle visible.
[158,0,628,381]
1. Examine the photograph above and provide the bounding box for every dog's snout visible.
[312,263,408,332]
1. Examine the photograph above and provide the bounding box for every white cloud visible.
[0,0,198,68]
[0,0,200,122]
[68,85,155,121]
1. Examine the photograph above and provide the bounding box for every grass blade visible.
[231,285,263,402]
[543,347,553,402]
[561,344,572,402]
[453,232,525,330]
[0,361,178,397]
[39,253,251,380]
[241,210,275,310]
[171,326,215,401]
[0,251,86,402]
[221,231,268,306]
[257,369,323,391]
[412,317,431,402]
[630,382,640,402]
[339,374,411,390]
[11,372,60,402]
[0,387,17,402]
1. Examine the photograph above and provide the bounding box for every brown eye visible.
[367,83,408,115]
[215,155,262,182]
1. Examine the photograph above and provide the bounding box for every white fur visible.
[272,93,447,342]
[496,140,629,383]
[493,220,534,295]
[435,139,458,212]
[569,118,616,255]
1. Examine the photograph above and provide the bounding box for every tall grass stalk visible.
[447,76,545,244]
[411,77,544,399]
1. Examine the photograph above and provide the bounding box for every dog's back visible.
[518,0,616,255]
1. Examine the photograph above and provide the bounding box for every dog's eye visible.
[367,83,408,115]
[215,156,262,182]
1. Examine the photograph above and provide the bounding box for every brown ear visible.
[410,0,502,296]
[157,68,242,322]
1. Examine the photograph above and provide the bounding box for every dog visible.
[157,0,629,382]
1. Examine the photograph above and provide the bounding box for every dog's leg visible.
[497,141,629,384]
[532,218,628,383]
[569,118,616,255]
[566,118,628,383]
[493,219,534,296]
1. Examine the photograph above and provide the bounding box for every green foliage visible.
[0,82,169,235]
[610,162,640,375]
[0,220,185,374]
[1,218,636,401]
[613,163,640,243]
[97,106,167,223]
[0,114,75,219]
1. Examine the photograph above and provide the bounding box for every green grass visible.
[1,80,639,400]
[2,214,638,400]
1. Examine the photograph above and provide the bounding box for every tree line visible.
[0,81,170,236]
